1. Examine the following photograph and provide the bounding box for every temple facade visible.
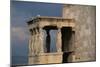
[27,16,75,64]
[27,4,96,65]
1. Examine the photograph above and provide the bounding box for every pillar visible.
[29,35,32,56]
[32,28,39,64]
[29,28,35,64]
[35,28,40,55]
[29,29,34,56]
[56,27,62,52]
[31,29,35,55]
[33,28,44,54]
[39,28,44,53]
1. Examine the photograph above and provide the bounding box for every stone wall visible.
[62,4,96,62]
[29,52,63,64]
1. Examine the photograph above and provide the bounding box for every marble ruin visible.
[27,5,96,65]
[27,16,75,64]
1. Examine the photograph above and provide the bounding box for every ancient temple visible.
[27,4,96,65]
[27,16,75,64]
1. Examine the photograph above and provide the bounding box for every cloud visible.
[11,27,29,41]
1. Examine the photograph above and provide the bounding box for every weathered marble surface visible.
[63,5,96,62]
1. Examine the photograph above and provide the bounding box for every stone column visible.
[31,29,35,55]
[39,28,44,53]
[29,35,32,56]
[29,29,34,56]
[35,28,40,55]
[32,28,40,64]
[30,28,44,54]
[56,27,62,52]
[29,28,35,64]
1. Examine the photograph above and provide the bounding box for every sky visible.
[11,1,62,64]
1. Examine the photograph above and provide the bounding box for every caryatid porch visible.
[27,16,75,64]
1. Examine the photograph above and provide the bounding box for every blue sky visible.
[11,1,62,64]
